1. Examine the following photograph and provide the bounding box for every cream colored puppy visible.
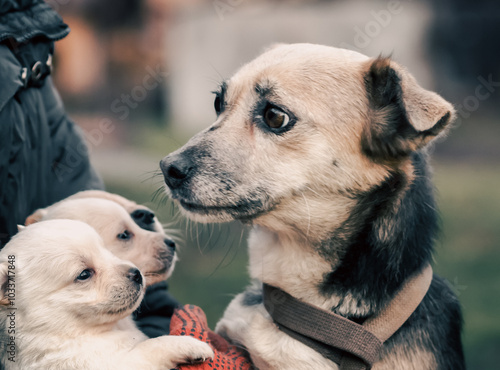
[26,190,175,286]
[0,220,213,369]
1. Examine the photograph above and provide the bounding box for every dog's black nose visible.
[131,209,155,231]
[127,268,143,286]
[164,238,176,251]
[160,154,193,189]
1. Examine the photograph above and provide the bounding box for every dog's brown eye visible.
[76,269,94,281]
[264,106,290,129]
[117,230,132,240]
[214,95,222,114]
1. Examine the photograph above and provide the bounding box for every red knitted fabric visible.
[170,305,253,370]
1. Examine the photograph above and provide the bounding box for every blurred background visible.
[49,0,499,368]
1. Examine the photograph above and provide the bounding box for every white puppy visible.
[0,220,213,369]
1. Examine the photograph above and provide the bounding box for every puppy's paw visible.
[171,336,214,366]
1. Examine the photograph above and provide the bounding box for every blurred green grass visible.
[432,162,500,369]
[106,155,500,370]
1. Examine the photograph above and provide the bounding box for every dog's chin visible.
[144,264,175,285]
[115,288,145,315]
[176,198,269,224]
[178,203,237,223]
[87,288,144,324]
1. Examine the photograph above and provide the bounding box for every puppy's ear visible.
[68,190,140,213]
[362,57,455,162]
[25,208,48,225]
[0,263,9,306]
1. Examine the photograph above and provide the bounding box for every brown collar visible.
[263,264,433,370]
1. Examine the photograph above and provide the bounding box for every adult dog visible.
[160,44,465,369]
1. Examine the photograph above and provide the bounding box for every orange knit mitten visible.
[169,305,253,370]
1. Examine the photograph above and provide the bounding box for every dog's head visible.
[25,192,177,285]
[0,220,144,332]
[160,44,454,240]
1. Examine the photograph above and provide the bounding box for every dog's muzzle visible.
[159,238,176,266]
[160,154,194,190]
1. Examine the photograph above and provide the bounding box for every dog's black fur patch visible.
[321,152,434,309]
[242,285,264,306]
[319,151,464,368]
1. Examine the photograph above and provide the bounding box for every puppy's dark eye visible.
[264,106,290,129]
[76,269,94,281]
[214,94,223,115]
[117,230,132,240]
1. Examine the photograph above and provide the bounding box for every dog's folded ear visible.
[0,263,9,306]
[25,208,48,225]
[362,57,455,162]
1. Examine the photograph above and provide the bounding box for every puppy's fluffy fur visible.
[160,44,465,369]
[0,220,213,369]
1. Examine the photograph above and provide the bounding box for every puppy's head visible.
[26,196,177,285]
[160,44,454,240]
[26,190,165,233]
[0,220,144,332]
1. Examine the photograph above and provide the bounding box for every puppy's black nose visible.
[164,238,176,251]
[127,268,143,286]
[160,154,193,189]
[131,209,155,231]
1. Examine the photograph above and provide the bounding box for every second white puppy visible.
[0,220,213,370]
[26,190,176,286]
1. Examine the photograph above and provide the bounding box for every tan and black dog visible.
[160,44,464,369]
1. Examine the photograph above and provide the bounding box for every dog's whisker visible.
[201,223,216,252]
[151,187,164,203]
[194,222,203,254]
[208,237,236,278]
[238,225,246,247]
[140,169,164,185]
[207,62,226,84]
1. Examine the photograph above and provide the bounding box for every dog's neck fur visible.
[248,151,436,319]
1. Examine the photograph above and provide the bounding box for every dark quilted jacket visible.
[0,0,104,246]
